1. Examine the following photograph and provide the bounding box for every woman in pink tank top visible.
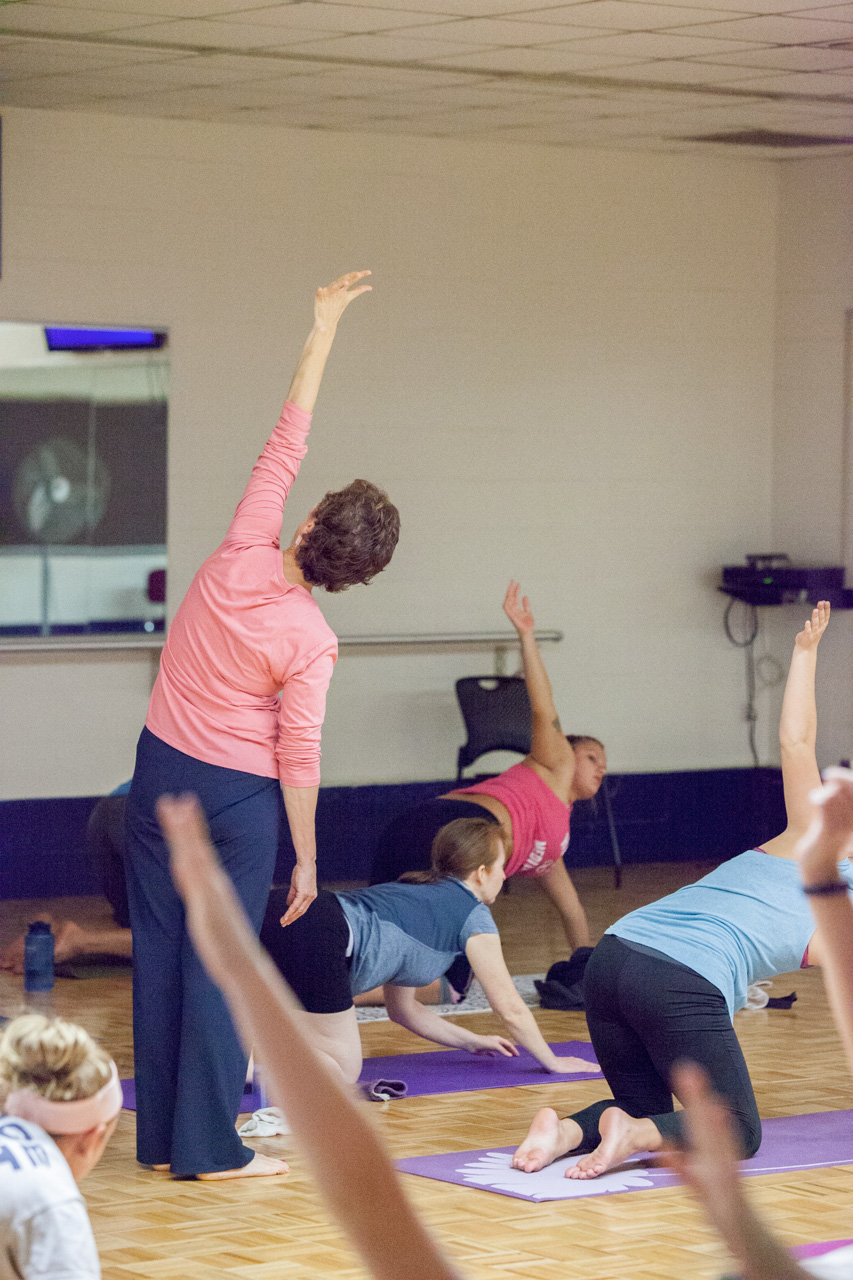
[371,583,606,959]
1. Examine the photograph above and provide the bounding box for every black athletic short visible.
[369,796,500,885]
[260,887,353,1014]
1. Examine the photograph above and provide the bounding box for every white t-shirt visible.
[0,1115,100,1280]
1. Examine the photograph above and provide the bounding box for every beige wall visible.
[765,156,853,772]
[0,107,779,798]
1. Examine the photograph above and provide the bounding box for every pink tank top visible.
[456,762,572,878]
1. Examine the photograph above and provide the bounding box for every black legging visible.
[568,933,761,1156]
[86,795,131,928]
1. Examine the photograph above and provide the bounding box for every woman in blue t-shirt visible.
[260,816,598,1084]
[512,602,853,1181]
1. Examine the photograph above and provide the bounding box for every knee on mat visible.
[736,1115,762,1159]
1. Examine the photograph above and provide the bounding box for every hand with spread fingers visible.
[794,600,830,652]
[503,580,535,636]
[313,271,372,332]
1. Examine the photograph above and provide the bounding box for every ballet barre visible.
[0,629,562,675]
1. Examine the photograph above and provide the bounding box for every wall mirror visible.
[0,322,168,639]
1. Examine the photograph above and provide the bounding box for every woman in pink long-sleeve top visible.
[125,273,400,1180]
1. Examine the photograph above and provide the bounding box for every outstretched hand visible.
[550,1056,600,1074]
[795,766,853,879]
[503,580,535,636]
[794,601,830,652]
[313,271,372,331]
[466,1034,519,1059]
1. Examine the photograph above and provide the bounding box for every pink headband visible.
[3,1060,122,1134]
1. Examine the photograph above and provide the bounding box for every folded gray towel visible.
[362,1078,408,1101]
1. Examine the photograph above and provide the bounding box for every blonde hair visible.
[0,1014,112,1106]
[400,817,504,885]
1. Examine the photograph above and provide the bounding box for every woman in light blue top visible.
[260,816,597,1085]
[513,602,853,1181]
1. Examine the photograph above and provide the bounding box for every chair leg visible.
[601,777,622,889]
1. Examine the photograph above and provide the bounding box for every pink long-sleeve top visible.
[146,401,337,787]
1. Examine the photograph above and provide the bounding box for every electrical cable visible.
[724,597,760,768]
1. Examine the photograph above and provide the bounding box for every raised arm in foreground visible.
[158,794,459,1280]
[665,1063,808,1280]
[795,767,853,1076]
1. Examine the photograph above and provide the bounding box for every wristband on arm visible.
[802,881,849,896]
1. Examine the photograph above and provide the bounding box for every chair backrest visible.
[455,676,532,781]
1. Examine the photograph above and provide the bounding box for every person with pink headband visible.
[0,1013,121,1280]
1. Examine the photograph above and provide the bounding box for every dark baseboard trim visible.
[0,767,786,900]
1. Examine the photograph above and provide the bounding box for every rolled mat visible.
[120,1040,600,1111]
[396,1108,853,1202]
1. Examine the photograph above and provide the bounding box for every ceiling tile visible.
[429,43,650,68]
[107,16,336,46]
[700,44,853,69]
[275,31,501,58]
[715,66,853,87]
[554,30,769,55]
[0,35,189,77]
[671,12,853,38]
[517,2,737,30]
[402,14,611,41]
[40,0,297,14]
[329,0,618,12]
[213,3,461,31]
[0,2,176,35]
[591,55,788,80]
[787,3,853,18]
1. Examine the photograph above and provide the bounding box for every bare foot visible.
[197,1152,289,1180]
[511,1108,582,1173]
[53,920,88,963]
[567,1107,660,1180]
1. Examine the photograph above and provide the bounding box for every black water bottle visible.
[24,921,55,992]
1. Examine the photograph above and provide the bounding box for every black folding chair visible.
[455,676,532,782]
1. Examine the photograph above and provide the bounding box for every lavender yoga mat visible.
[793,1241,853,1260]
[120,1041,600,1112]
[396,1108,853,1202]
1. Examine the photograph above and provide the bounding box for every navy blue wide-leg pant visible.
[125,727,280,1176]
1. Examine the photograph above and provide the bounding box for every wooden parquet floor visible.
[2,862,852,1280]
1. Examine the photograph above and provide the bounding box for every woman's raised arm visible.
[158,793,460,1280]
[287,272,372,413]
[503,582,574,780]
[777,602,830,838]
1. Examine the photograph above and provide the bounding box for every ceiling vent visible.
[681,129,853,147]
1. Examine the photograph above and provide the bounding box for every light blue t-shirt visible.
[608,850,853,1018]
[335,878,498,997]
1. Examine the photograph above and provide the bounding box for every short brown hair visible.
[399,818,504,885]
[297,480,400,593]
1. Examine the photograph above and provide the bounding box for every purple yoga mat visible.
[396,1109,853,1202]
[793,1240,853,1260]
[120,1041,600,1112]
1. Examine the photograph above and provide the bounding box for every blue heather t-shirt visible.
[609,850,853,1018]
[335,878,498,997]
